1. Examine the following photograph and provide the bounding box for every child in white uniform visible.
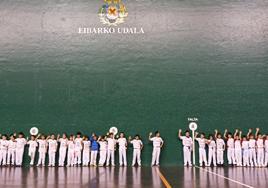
[15,132,27,166]
[207,135,217,166]
[224,129,236,165]
[247,129,257,167]
[47,134,58,166]
[117,132,128,166]
[264,136,268,167]
[82,136,91,166]
[74,132,83,166]
[195,132,208,166]
[129,135,143,166]
[242,136,250,166]
[255,128,264,167]
[215,130,225,165]
[58,133,68,166]
[234,130,242,166]
[149,131,164,166]
[67,135,75,167]
[27,135,38,165]
[7,135,16,166]
[37,135,47,166]
[106,133,116,166]
[0,134,9,166]
[98,136,107,166]
[178,130,193,166]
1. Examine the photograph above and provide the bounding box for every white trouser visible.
[106,149,115,166]
[7,149,16,165]
[242,149,249,166]
[67,149,75,166]
[208,148,216,166]
[216,150,224,164]
[183,146,192,166]
[28,149,36,165]
[15,148,25,165]
[249,148,257,166]
[199,148,207,166]
[48,151,56,166]
[132,149,141,166]
[99,150,107,165]
[74,150,82,165]
[227,148,236,164]
[59,147,67,166]
[0,150,7,165]
[82,149,90,165]
[37,151,46,166]
[90,150,98,166]
[265,151,268,167]
[151,147,161,166]
[235,148,242,166]
[257,148,264,166]
[119,148,127,166]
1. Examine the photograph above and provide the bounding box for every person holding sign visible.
[149,131,164,166]
[178,129,193,166]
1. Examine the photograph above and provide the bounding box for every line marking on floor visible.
[195,166,254,188]
[155,167,172,188]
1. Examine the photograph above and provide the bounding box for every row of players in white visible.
[179,128,268,167]
[0,132,164,167]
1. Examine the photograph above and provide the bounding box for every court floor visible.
[0,166,267,188]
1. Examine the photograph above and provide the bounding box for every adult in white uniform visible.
[74,132,83,165]
[242,136,250,166]
[7,135,16,165]
[247,129,257,167]
[234,130,242,166]
[255,128,264,167]
[37,135,47,166]
[82,136,91,166]
[98,136,107,166]
[27,135,38,165]
[207,135,217,166]
[224,129,236,165]
[106,133,116,166]
[67,135,75,167]
[215,130,225,165]
[47,134,58,166]
[0,134,9,166]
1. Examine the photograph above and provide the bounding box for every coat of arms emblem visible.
[98,0,128,26]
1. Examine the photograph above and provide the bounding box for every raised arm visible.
[247,129,252,139]
[148,132,153,141]
[255,128,260,139]
[239,131,242,140]
[194,132,198,140]
[214,129,218,139]
[234,129,239,137]
[178,129,182,139]
[223,129,228,140]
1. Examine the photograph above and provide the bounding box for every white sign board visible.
[30,127,39,136]
[189,122,198,131]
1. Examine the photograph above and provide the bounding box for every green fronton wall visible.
[0,0,267,165]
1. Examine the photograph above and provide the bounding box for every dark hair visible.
[185,130,190,133]
[2,134,8,138]
[135,134,140,138]
[18,132,24,136]
[155,131,159,135]
[77,132,82,136]
[201,133,205,136]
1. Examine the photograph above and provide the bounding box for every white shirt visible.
[216,138,225,151]
[74,138,83,151]
[59,138,68,149]
[234,140,241,149]
[117,138,127,149]
[83,140,91,151]
[265,140,268,152]
[68,141,75,150]
[130,139,143,149]
[150,137,164,148]
[8,140,16,150]
[242,140,249,150]
[180,136,193,147]
[107,138,116,151]
[16,138,27,149]
[208,140,216,150]
[98,141,107,151]
[227,138,234,148]
[37,139,47,152]
[47,139,58,152]
[256,139,264,148]
[195,138,206,149]
[249,139,256,148]
[27,140,38,151]
[0,139,9,150]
